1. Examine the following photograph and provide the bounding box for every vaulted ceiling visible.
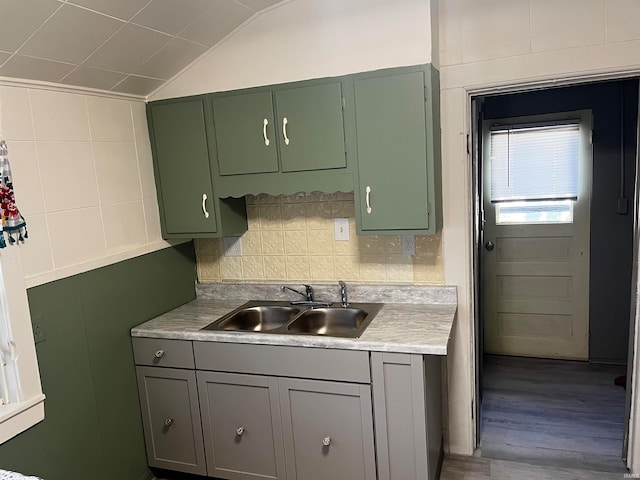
[0,0,282,96]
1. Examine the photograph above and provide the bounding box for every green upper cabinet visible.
[275,82,346,173]
[210,80,347,177]
[148,97,247,239]
[350,66,442,235]
[211,91,279,175]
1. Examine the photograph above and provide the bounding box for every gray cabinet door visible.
[370,353,443,480]
[197,371,286,480]
[212,91,280,175]
[279,378,376,480]
[148,98,217,235]
[353,70,432,233]
[135,366,206,475]
[275,82,346,173]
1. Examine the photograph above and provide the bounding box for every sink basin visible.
[203,303,301,332]
[286,303,383,338]
[202,301,383,338]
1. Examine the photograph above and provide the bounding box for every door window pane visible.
[495,200,574,225]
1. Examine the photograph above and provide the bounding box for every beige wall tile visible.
[264,255,286,280]
[47,207,106,268]
[384,235,403,254]
[305,191,331,203]
[330,192,354,202]
[359,235,387,254]
[262,230,285,255]
[8,141,45,216]
[413,255,444,284]
[101,201,147,252]
[334,231,359,255]
[359,254,387,282]
[606,0,640,43]
[284,230,308,255]
[20,213,54,278]
[386,254,413,282]
[93,141,142,204]
[285,255,310,280]
[257,193,281,204]
[30,89,91,141]
[305,202,332,229]
[334,255,361,281]
[220,256,243,280]
[282,203,306,229]
[0,86,35,140]
[247,205,261,230]
[259,205,283,230]
[331,201,354,218]
[245,194,258,205]
[196,238,219,256]
[242,255,265,279]
[37,141,99,212]
[531,0,605,52]
[86,96,134,142]
[309,255,335,281]
[416,232,442,256]
[131,101,157,199]
[198,254,221,281]
[308,229,333,254]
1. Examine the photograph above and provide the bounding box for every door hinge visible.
[466,134,470,155]
[427,202,432,216]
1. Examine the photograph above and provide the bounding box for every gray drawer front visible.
[194,342,370,383]
[133,337,194,369]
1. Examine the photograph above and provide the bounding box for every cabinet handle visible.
[202,193,210,219]
[164,418,173,427]
[365,186,372,214]
[236,426,245,436]
[282,117,290,145]
[263,118,270,146]
[322,436,331,446]
[154,349,165,358]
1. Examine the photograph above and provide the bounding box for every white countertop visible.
[132,284,457,355]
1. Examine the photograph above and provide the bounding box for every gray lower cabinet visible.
[371,353,443,480]
[279,378,376,480]
[135,366,207,476]
[197,371,286,480]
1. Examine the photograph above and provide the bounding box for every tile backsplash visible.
[196,192,444,284]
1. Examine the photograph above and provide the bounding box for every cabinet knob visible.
[154,349,165,359]
[164,418,173,427]
[236,426,245,436]
[322,436,331,447]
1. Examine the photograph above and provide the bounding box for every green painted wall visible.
[0,242,197,480]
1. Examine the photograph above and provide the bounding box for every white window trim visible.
[0,245,45,443]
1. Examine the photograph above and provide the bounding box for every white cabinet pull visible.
[236,426,245,436]
[263,118,270,146]
[365,186,372,214]
[202,193,210,219]
[322,436,331,446]
[282,117,290,145]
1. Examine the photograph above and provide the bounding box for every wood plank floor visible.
[478,355,628,473]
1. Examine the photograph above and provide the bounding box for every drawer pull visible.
[164,418,173,427]
[322,436,331,447]
[365,186,372,214]
[154,350,165,359]
[263,118,270,146]
[283,117,290,145]
[236,426,245,436]
[202,193,210,219]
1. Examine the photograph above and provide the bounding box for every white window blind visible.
[490,122,580,202]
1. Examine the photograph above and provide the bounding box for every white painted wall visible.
[151,0,435,100]
[0,83,173,288]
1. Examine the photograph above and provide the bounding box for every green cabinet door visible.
[353,71,432,233]
[275,82,346,172]
[149,99,217,235]
[211,91,279,175]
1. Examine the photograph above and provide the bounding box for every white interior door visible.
[482,110,592,360]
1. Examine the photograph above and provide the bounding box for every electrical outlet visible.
[334,218,350,241]
[223,236,242,256]
[402,235,416,256]
[32,321,45,344]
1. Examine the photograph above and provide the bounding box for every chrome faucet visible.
[281,284,315,302]
[338,280,348,307]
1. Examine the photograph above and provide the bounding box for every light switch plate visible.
[223,236,242,256]
[402,235,415,256]
[334,218,350,241]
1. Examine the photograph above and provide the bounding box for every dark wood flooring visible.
[479,355,628,473]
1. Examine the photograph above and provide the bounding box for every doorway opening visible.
[473,78,639,473]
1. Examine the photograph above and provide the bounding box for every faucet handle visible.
[303,284,315,301]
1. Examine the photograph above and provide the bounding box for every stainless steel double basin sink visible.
[201,301,383,338]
